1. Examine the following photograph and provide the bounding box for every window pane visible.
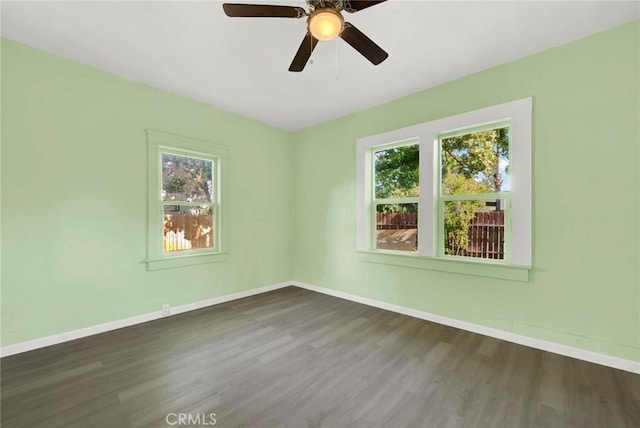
[376,203,418,252]
[162,154,213,202]
[163,205,214,252]
[374,144,419,199]
[441,126,509,195]
[443,199,505,260]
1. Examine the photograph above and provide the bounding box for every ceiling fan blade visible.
[340,22,388,65]
[222,3,306,18]
[343,1,387,13]
[289,33,319,72]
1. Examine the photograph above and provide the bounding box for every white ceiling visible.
[2,1,638,131]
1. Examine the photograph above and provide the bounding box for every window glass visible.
[441,126,509,195]
[376,203,418,252]
[163,205,214,253]
[161,153,213,202]
[374,144,419,199]
[443,199,506,260]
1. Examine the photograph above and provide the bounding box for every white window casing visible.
[146,129,228,271]
[357,97,532,268]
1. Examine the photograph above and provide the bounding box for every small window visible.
[162,153,215,253]
[147,130,228,270]
[439,124,510,261]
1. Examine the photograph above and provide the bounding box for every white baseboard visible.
[292,281,640,374]
[3,279,639,375]
[0,281,291,358]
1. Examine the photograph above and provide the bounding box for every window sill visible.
[357,251,530,282]
[146,252,228,271]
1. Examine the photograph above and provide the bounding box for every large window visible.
[147,130,228,270]
[357,98,532,275]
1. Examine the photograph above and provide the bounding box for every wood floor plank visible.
[1,286,638,427]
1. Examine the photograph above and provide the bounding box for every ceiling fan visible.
[222,0,388,72]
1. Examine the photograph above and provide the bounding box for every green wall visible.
[292,21,640,361]
[1,39,293,346]
[2,21,639,363]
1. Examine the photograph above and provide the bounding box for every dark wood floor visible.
[1,287,639,427]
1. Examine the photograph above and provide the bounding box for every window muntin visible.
[438,123,510,261]
[373,143,419,253]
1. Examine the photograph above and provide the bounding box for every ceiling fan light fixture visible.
[221,1,389,71]
[308,9,344,41]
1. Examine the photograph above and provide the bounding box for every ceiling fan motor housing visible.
[307,8,344,41]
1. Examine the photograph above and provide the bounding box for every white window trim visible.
[146,130,229,271]
[356,98,532,275]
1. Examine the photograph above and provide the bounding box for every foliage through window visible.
[147,130,227,270]
[374,144,419,252]
[440,125,509,260]
[357,98,532,271]
[161,154,215,252]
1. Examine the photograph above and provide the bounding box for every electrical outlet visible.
[161,304,170,315]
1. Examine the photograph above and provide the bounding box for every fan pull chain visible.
[335,38,340,80]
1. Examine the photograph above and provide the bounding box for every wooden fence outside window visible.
[376,211,505,259]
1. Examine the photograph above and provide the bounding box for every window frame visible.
[356,98,532,279]
[159,149,217,255]
[436,120,512,263]
[146,130,228,271]
[371,139,420,253]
